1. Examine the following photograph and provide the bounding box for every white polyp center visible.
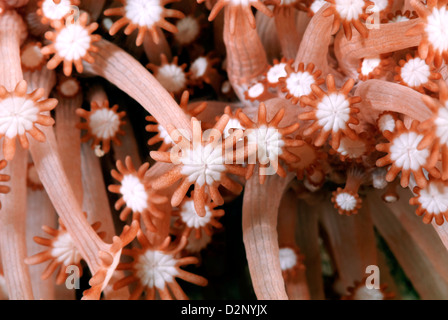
[267,63,287,84]
[186,230,211,253]
[435,107,448,145]
[51,232,82,266]
[247,83,265,98]
[223,117,245,139]
[190,57,208,79]
[353,286,385,300]
[0,96,39,138]
[310,0,327,14]
[335,0,366,20]
[59,79,79,97]
[42,0,72,21]
[390,132,429,170]
[400,57,431,87]
[378,113,395,132]
[285,71,315,99]
[158,124,174,144]
[125,0,163,27]
[360,57,381,77]
[180,144,226,186]
[425,6,448,53]
[419,181,448,214]
[21,45,44,69]
[89,108,120,139]
[55,24,91,61]
[372,169,388,189]
[370,0,388,12]
[316,93,351,132]
[390,15,410,23]
[247,126,285,164]
[120,174,148,212]
[304,177,321,192]
[278,248,297,271]
[135,250,179,289]
[180,200,212,227]
[384,194,397,203]
[337,136,366,158]
[156,64,187,93]
[175,16,200,45]
[221,81,231,94]
[335,192,357,211]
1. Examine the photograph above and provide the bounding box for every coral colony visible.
[0,0,448,301]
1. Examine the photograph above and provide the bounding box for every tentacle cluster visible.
[114,231,208,300]
[108,156,168,232]
[76,99,126,155]
[41,12,101,76]
[104,0,185,46]
[299,74,361,150]
[0,80,57,160]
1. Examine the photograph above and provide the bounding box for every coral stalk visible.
[0,9,33,300]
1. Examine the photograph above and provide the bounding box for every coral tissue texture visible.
[1,0,448,301]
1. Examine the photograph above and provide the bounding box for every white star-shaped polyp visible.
[247,126,284,164]
[120,174,148,212]
[51,232,82,266]
[180,200,212,228]
[0,96,39,138]
[353,286,384,300]
[285,71,315,99]
[361,57,381,77]
[55,24,91,61]
[89,108,120,139]
[426,6,448,53]
[335,0,365,20]
[419,181,448,214]
[42,0,72,20]
[180,144,226,186]
[267,63,287,84]
[335,192,358,211]
[135,250,179,289]
[378,113,395,133]
[125,0,163,27]
[247,83,265,98]
[435,107,448,145]
[400,58,431,87]
[390,132,429,170]
[278,248,297,271]
[175,17,200,45]
[190,57,208,79]
[337,136,366,158]
[223,118,245,139]
[316,93,350,132]
[156,64,187,93]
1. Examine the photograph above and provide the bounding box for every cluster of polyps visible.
[3,0,448,302]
